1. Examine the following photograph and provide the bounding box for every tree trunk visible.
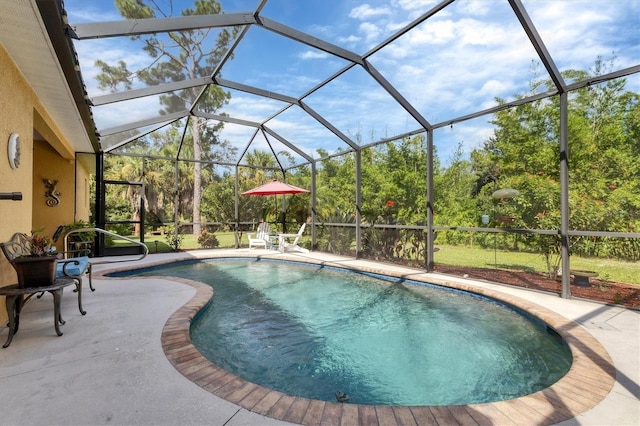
[192,117,202,236]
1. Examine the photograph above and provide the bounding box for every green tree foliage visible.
[434,142,477,242]
[314,135,430,227]
[100,58,638,263]
[472,59,639,260]
[370,136,428,225]
[102,153,144,236]
[97,0,238,235]
[200,149,312,230]
[315,148,357,222]
[201,173,236,227]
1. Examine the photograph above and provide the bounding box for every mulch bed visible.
[433,265,640,309]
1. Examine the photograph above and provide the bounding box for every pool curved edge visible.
[100,254,616,426]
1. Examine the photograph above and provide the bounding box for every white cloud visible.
[225,92,288,116]
[93,97,165,131]
[393,0,450,21]
[75,39,159,96]
[262,108,352,157]
[362,3,549,124]
[478,79,514,97]
[300,50,330,60]
[457,0,492,17]
[408,19,457,46]
[457,18,510,46]
[338,34,362,45]
[359,22,382,44]
[349,4,392,20]
[393,0,440,12]
[218,123,259,155]
[66,2,122,23]
[522,0,633,71]
[64,0,638,163]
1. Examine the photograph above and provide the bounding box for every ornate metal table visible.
[0,278,75,348]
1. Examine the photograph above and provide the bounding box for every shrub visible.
[163,226,184,251]
[198,230,219,248]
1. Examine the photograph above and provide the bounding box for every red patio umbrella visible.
[242,180,309,232]
[241,180,309,196]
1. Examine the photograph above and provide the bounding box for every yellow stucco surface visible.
[1,44,35,291]
[1,43,92,324]
[32,140,76,235]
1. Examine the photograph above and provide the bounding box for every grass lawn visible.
[434,244,639,285]
[111,232,638,286]
[140,232,239,252]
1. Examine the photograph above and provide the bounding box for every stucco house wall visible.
[0,43,91,323]
[32,139,76,234]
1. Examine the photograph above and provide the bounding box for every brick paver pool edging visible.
[100,253,616,425]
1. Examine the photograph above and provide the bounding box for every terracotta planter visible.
[13,256,58,288]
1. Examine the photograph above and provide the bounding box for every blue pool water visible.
[132,259,572,406]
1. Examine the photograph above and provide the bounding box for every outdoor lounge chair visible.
[247,222,271,249]
[278,223,308,253]
[54,256,92,315]
[52,225,94,294]
[1,232,92,315]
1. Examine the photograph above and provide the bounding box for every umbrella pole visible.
[282,194,286,233]
[274,194,278,231]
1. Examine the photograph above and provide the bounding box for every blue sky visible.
[66,0,639,165]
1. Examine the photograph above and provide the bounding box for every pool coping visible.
[98,252,616,425]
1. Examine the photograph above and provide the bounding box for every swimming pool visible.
[131,258,572,406]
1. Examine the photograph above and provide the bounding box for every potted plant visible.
[13,228,58,288]
[62,220,95,257]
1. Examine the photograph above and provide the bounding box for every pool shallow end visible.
[101,253,616,425]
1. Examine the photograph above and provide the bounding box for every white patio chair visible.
[247,222,271,249]
[278,223,308,253]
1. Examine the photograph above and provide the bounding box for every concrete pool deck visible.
[0,249,638,425]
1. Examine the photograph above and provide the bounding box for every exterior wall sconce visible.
[43,179,61,207]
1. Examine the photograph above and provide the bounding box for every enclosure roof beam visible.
[206,24,252,100]
[215,78,297,104]
[190,23,254,115]
[195,111,260,128]
[429,64,640,130]
[91,77,213,106]
[565,65,640,91]
[361,59,433,131]
[99,110,188,136]
[256,16,363,66]
[359,128,427,151]
[297,100,359,150]
[102,121,170,153]
[396,64,640,142]
[261,130,286,176]
[509,0,566,92]
[101,63,640,154]
[299,64,358,102]
[432,89,557,130]
[262,125,314,163]
[69,13,255,40]
[236,128,261,167]
[363,0,455,59]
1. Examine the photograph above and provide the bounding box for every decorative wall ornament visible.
[43,179,61,207]
[7,133,21,169]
